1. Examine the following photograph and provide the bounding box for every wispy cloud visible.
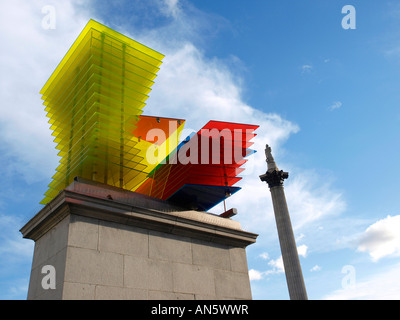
[160,0,181,18]
[0,0,89,183]
[249,245,308,281]
[0,213,34,299]
[259,252,270,260]
[284,170,346,230]
[310,265,322,272]
[301,64,313,74]
[328,101,343,111]
[382,2,400,62]
[0,214,34,258]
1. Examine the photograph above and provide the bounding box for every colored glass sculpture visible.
[40,19,258,211]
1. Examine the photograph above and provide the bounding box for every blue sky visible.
[1,0,400,300]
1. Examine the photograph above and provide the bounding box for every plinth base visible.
[20,179,257,300]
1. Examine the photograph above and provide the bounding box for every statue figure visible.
[265,144,278,172]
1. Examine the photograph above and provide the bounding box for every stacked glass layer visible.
[40,19,259,211]
[136,121,259,211]
[39,20,182,204]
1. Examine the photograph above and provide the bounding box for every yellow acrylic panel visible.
[39,19,172,205]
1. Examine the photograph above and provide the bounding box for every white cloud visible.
[284,170,346,230]
[249,269,264,281]
[328,101,343,111]
[127,15,307,232]
[268,256,284,274]
[357,215,400,261]
[301,64,313,74]
[296,233,305,242]
[0,2,345,237]
[324,262,400,300]
[217,154,346,240]
[259,252,270,260]
[0,0,89,183]
[0,0,364,301]
[310,265,321,272]
[0,214,34,259]
[145,42,299,144]
[0,0,299,187]
[250,245,308,281]
[0,2,351,298]
[160,0,181,19]
[297,244,308,258]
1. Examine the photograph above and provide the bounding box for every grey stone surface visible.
[149,230,192,264]
[173,262,216,296]
[229,247,249,273]
[62,282,96,300]
[148,290,194,300]
[192,239,231,271]
[98,220,148,257]
[94,285,148,300]
[124,256,174,291]
[214,269,252,299]
[64,246,124,287]
[68,215,98,250]
[270,186,308,300]
[21,182,257,300]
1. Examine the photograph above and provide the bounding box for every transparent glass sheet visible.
[40,20,171,204]
[39,19,259,212]
[135,121,259,209]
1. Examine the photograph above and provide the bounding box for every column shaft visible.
[270,186,308,300]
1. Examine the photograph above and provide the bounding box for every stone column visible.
[260,145,308,300]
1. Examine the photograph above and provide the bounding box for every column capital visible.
[260,170,289,188]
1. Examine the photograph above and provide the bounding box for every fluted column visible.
[260,146,308,300]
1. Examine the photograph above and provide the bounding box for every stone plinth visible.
[20,179,257,300]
